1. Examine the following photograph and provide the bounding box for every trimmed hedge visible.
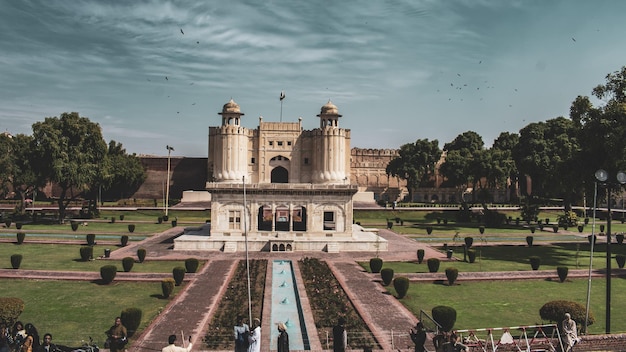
[417,249,425,264]
[79,246,93,261]
[393,276,409,299]
[86,233,96,246]
[71,221,79,231]
[529,256,541,270]
[427,258,440,273]
[185,258,200,273]
[100,265,118,284]
[432,306,457,332]
[173,266,186,286]
[539,300,594,326]
[557,266,569,283]
[10,254,22,269]
[16,232,25,245]
[121,235,129,247]
[127,224,135,233]
[137,248,147,263]
[464,237,473,248]
[369,258,383,273]
[122,257,135,272]
[121,307,142,337]
[380,268,394,286]
[445,267,459,285]
[161,278,175,298]
[467,249,476,263]
[0,297,25,327]
[616,254,626,269]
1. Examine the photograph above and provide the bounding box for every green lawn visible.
[0,279,184,347]
[385,278,626,334]
[0,243,201,272]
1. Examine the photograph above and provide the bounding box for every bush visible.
[445,267,459,285]
[617,234,624,244]
[530,226,536,234]
[171,220,177,227]
[71,221,79,231]
[369,258,383,273]
[427,258,440,273]
[432,306,457,332]
[128,224,135,233]
[137,248,147,263]
[467,249,476,263]
[616,254,626,269]
[10,254,22,269]
[110,217,116,224]
[161,278,175,298]
[122,257,135,272]
[16,232,25,245]
[380,268,394,286]
[157,216,163,224]
[464,237,473,248]
[172,266,185,286]
[119,214,125,221]
[557,266,569,282]
[526,236,534,247]
[15,222,22,230]
[121,235,129,247]
[79,246,93,261]
[587,235,596,245]
[392,276,409,298]
[185,258,200,273]
[578,225,584,233]
[417,249,425,264]
[600,224,605,233]
[86,233,96,246]
[479,226,485,234]
[100,265,118,284]
[539,300,594,326]
[529,256,541,270]
[0,297,25,327]
[121,307,142,337]
[426,226,433,235]
[552,225,559,233]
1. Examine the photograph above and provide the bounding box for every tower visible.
[210,99,249,182]
[313,100,348,184]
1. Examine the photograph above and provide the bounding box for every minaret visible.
[312,100,347,183]
[213,98,249,182]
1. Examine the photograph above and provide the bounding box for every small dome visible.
[221,98,242,114]
[318,100,341,116]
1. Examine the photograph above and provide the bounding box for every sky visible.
[2,1,626,157]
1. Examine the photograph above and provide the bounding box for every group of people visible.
[233,316,262,352]
[0,321,60,352]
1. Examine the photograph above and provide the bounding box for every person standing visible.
[247,318,261,352]
[106,317,128,352]
[562,313,580,352]
[233,316,249,352]
[162,335,192,352]
[277,323,289,352]
[410,322,427,352]
[332,317,347,352]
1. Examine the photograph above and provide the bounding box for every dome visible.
[220,98,242,114]
[318,100,341,116]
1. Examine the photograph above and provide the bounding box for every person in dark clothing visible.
[35,333,60,352]
[410,322,427,352]
[277,323,289,352]
[332,317,347,352]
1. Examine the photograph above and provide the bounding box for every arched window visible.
[271,166,288,183]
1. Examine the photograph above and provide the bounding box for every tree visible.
[439,131,484,201]
[97,141,146,202]
[386,139,441,201]
[0,133,13,198]
[0,133,38,215]
[31,112,107,222]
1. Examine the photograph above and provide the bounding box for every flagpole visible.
[279,90,285,122]
[243,176,252,326]
[584,182,598,333]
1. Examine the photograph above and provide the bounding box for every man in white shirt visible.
[162,334,193,352]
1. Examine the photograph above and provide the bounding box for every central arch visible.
[271,166,288,183]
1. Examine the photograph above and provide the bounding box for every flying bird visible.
[571,37,576,42]
[180,28,185,35]
[165,76,168,80]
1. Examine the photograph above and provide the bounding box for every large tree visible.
[386,138,441,201]
[439,131,485,201]
[31,112,107,221]
[100,140,146,201]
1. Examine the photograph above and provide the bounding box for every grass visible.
[0,243,201,272]
[0,279,184,347]
[362,243,626,273]
[385,277,626,334]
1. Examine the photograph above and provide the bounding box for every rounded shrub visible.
[121,235,129,247]
[16,232,25,245]
[10,254,22,269]
[426,226,433,235]
[617,234,624,244]
[122,257,135,272]
[445,267,459,285]
[380,268,394,286]
[161,278,175,298]
[171,220,177,227]
[557,266,569,282]
[15,222,22,230]
[600,224,605,233]
[427,258,440,273]
[163,215,169,222]
[119,214,125,221]
[526,236,534,247]
[529,256,541,270]
[587,235,596,245]
[392,276,409,299]
[552,225,559,233]
[86,233,96,246]
[616,254,626,269]
[467,249,476,263]
[464,237,473,248]
[530,226,536,234]
[185,258,200,273]
[127,224,135,233]
[478,226,485,234]
[137,248,147,263]
[71,221,79,231]
[578,225,584,233]
[432,306,457,332]
[80,246,93,261]
[121,307,142,337]
[417,249,425,264]
[539,300,594,326]
[369,258,383,273]
[100,265,118,284]
[157,216,163,224]
[110,217,116,224]
[173,266,186,286]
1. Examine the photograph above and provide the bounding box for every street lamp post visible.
[594,169,626,334]
[165,145,174,217]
